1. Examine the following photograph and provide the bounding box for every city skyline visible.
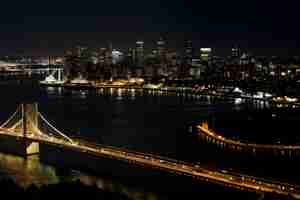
[1,1,300,199]
[0,37,299,58]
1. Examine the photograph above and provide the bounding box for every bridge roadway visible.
[0,128,300,198]
[197,123,300,151]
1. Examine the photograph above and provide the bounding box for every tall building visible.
[127,48,136,65]
[98,48,107,64]
[135,41,144,66]
[90,50,99,64]
[232,46,240,58]
[111,50,124,64]
[200,48,212,62]
[156,37,166,60]
[98,46,113,65]
[184,40,193,64]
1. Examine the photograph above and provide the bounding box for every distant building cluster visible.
[63,39,216,82]
[63,39,300,84]
[0,56,64,67]
[1,39,300,85]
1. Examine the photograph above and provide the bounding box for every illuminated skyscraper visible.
[200,48,212,62]
[136,41,144,66]
[232,46,240,58]
[111,50,124,64]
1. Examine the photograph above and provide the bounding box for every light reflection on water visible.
[0,152,59,188]
[0,152,163,200]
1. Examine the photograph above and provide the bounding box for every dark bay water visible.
[0,84,300,198]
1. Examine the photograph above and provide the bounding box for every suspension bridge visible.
[0,103,300,198]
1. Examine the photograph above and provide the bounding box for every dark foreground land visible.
[0,178,296,200]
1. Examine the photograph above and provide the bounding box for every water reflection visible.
[130,89,136,100]
[116,88,123,100]
[0,152,165,200]
[0,152,58,188]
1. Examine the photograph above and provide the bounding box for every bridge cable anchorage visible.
[38,112,74,144]
[0,105,21,128]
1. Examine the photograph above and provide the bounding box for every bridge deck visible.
[0,128,300,198]
[197,123,300,150]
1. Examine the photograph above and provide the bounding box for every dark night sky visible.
[0,0,300,56]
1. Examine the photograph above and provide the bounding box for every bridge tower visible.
[21,103,40,156]
[22,103,38,137]
[0,102,74,157]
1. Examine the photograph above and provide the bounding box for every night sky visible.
[1,0,300,56]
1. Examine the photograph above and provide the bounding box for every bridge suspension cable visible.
[9,119,22,130]
[0,105,21,128]
[38,112,74,144]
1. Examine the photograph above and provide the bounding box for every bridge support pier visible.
[0,134,39,157]
[20,140,39,156]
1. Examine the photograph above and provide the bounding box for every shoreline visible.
[39,82,300,107]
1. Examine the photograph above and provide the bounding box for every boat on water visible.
[40,74,65,86]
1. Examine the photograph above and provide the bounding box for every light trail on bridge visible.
[0,128,300,199]
[197,122,300,150]
[1,103,300,199]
